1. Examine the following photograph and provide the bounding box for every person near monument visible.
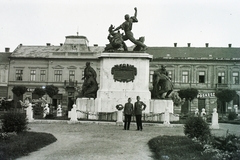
[113,7,147,51]
[134,96,146,131]
[123,98,134,130]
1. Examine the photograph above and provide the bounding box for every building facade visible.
[4,36,240,115]
[0,48,11,98]
[148,44,240,114]
[8,36,101,113]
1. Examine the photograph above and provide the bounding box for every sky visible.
[0,0,239,52]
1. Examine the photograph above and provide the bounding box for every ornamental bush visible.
[213,133,239,152]
[1,111,28,133]
[228,112,237,120]
[33,103,43,115]
[184,116,211,141]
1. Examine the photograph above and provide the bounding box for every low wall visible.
[75,98,179,122]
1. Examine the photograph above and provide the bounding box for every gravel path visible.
[17,122,240,160]
[17,122,184,160]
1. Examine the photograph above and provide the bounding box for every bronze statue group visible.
[105,7,147,52]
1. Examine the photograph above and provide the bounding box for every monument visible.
[75,7,178,123]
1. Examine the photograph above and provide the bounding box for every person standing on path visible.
[134,96,146,131]
[123,98,134,130]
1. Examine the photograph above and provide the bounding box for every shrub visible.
[33,103,43,115]
[0,132,10,140]
[184,116,211,141]
[45,114,55,119]
[213,133,239,152]
[1,111,28,133]
[228,112,237,120]
[0,132,57,159]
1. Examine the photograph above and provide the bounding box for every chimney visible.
[5,48,10,52]
[187,43,191,47]
[60,43,63,46]
[228,44,232,48]
[205,43,209,47]
[94,44,98,47]
[46,43,51,46]
[174,43,177,47]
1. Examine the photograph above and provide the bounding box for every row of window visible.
[150,70,239,84]
[15,69,239,84]
[16,69,84,82]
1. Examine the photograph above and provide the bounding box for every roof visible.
[9,44,240,60]
[10,45,104,58]
[11,46,61,58]
[147,47,240,60]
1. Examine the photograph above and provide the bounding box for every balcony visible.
[64,80,78,88]
[215,83,228,89]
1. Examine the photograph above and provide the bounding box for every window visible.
[30,70,36,81]
[218,72,225,84]
[182,71,189,83]
[149,71,154,83]
[233,72,239,84]
[168,70,172,80]
[54,70,62,82]
[0,69,6,82]
[82,70,85,79]
[40,70,46,81]
[199,71,205,83]
[16,69,23,81]
[69,70,75,81]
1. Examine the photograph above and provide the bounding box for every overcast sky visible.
[0,0,239,52]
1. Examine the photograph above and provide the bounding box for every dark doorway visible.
[233,94,239,108]
[13,94,23,108]
[52,99,57,109]
[217,99,226,113]
[198,99,205,111]
[68,97,74,111]
[181,101,189,114]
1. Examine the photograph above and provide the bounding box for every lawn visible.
[0,131,57,160]
[148,136,216,160]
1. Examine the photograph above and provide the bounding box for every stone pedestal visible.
[70,104,78,122]
[211,108,219,129]
[201,108,206,121]
[150,99,173,113]
[76,98,97,119]
[163,107,170,125]
[57,105,62,117]
[43,104,49,118]
[96,52,152,113]
[26,103,34,122]
[116,110,123,125]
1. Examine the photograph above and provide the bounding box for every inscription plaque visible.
[111,64,137,82]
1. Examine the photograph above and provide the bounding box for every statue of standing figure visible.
[152,65,174,99]
[104,7,147,52]
[79,62,98,98]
